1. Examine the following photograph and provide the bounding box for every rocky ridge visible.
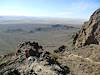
[73,8,100,47]
[0,41,70,75]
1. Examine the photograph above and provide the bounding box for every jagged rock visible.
[0,41,70,75]
[0,68,20,75]
[16,41,44,58]
[54,45,66,53]
[27,56,36,65]
[24,59,70,75]
[15,41,70,75]
[73,8,100,47]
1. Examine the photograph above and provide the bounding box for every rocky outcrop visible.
[0,41,70,75]
[16,41,44,58]
[73,8,100,47]
[54,45,66,53]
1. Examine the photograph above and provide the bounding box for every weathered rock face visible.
[16,41,44,59]
[73,8,100,47]
[0,41,70,75]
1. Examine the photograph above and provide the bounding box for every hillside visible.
[0,8,100,75]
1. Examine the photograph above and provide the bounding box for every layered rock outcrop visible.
[73,8,100,47]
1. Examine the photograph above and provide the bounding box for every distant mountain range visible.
[0,16,86,25]
[4,24,78,33]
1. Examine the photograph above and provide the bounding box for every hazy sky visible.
[0,0,100,19]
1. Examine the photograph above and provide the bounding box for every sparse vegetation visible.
[0,8,100,75]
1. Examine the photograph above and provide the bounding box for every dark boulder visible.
[16,41,44,58]
[54,45,66,53]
